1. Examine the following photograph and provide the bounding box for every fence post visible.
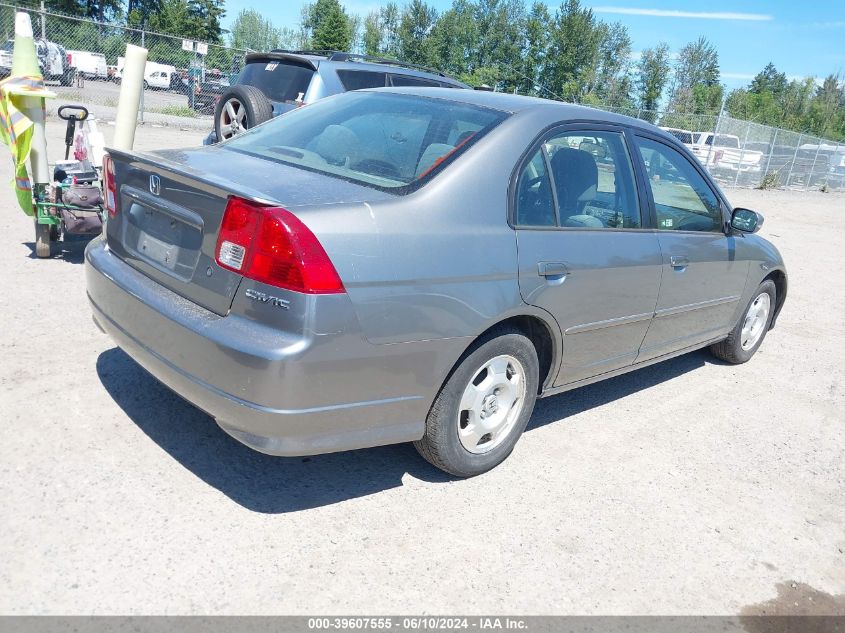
[785,133,803,188]
[139,28,145,123]
[762,128,778,181]
[734,120,752,187]
[807,142,822,191]
[705,98,726,172]
[39,0,45,38]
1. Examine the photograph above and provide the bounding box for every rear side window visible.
[514,130,641,229]
[224,91,508,192]
[238,60,314,104]
[337,70,387,91]
[389,74,441,88]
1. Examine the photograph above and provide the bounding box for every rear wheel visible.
[35,221,51,258]
[214,85,273,141]
[710,280,776,364]
[415,329,539,477]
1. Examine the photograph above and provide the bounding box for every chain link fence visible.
[0,2,248,123]
[1,3,843,191]
[595,105,845,192]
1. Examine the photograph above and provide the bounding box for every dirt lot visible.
[1,119,844,615]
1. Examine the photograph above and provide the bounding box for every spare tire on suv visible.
[214,84,273,141]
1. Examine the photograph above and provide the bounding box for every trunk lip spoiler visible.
[104,147,280,209]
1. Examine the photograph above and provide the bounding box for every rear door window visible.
[337,70,388,91]
[389,74,441,88]
[237,60,315,104]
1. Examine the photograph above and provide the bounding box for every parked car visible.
[192,73,230,112]
[116,58,177,89]
[86,88,787,477]
[66,50,107,80]
[206,50,468,144]
[0,37,74,85]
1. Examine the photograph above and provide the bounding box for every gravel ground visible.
[1,121,844,615]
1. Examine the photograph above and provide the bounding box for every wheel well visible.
[764,269,787,328]
[480,315,555,394]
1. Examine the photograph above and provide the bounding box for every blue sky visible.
[221,0,845,88]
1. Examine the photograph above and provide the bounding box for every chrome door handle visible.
[670,256,690,268]
[538,261,569,277]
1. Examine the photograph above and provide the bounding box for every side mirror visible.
[731,207,764,234]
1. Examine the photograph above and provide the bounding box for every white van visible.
[116,57,177,89]
[67,50,107,80]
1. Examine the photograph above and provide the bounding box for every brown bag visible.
[59,208,103,235]
[62,184,102,208]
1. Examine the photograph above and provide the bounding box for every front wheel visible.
[415,329,539,477]
[710,279,776,364]
[35,221,51,258]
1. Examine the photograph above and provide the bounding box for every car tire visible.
[710,279,776,364]
[214,85,273,141]
[414,328,539,477]
[143,80,149,90]
[60,68,74,87]
[35,221,51,258]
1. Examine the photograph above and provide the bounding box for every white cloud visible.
[592,7,773,21]
[721,72,755,80]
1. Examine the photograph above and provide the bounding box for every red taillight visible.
[215,197,344,294]
[102,154,118,217]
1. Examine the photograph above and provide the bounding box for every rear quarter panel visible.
[291,110,559,346]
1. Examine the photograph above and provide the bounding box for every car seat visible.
[311,124,359,166]
[549,147,603,228]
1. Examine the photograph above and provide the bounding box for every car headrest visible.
[549,147,598,213]
[313,124,359,166]
[416,143,455,178]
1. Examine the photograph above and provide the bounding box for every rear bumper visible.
[85,237,429,456]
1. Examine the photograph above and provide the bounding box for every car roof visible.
[244,50,467,87]
[364,86,668,134]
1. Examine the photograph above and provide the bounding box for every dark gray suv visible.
[207,50,468,144]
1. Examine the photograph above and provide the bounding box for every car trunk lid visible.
[104,145,392,316]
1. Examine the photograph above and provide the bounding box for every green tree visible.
[379,2,401,57]
[668,36,721,113]
[428,0,477,76]
[230,9,282,52]
[397,0,437,66]
[590,22,633,107]
[545,0,602,102]
[635,42,671,117]
[807,74,844,138]
[750,62,787,97]
[362,11,381,56]
[519,2,550,96]
[309,0,352,51]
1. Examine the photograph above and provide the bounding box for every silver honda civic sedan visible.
[85,87,787,476]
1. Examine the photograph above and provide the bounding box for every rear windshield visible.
[704,134,740,148]
[666,129,693,144]
[223,91,508,192]
[238,60,315,104]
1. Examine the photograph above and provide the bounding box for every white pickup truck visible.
[660,127,763,174]
[691,132,763,174]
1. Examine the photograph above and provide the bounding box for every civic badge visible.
[149,174,161,196]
